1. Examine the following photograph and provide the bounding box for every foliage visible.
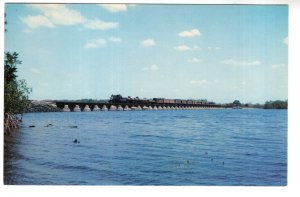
[4,52,31,114]
[4,52,21,82]
[264,100,288,109]
[233,100,241,106]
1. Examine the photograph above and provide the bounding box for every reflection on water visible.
[4,109,287,185]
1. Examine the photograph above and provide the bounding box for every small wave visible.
[134,122,152,125]
[244,152,257,156]
[274,162,287,167]
[37,160,56,167]
[55,163,98,173]
[123,121,133,124]
[131,134,156,138]
[141,169,172,174]
[173,115,189,119]
[131,134,172,140]
[232,136,264,142]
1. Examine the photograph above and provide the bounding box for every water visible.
[4,109,287,185]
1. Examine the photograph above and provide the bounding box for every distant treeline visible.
[222,100,288,109]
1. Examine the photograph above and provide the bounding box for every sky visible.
[4,3,288,103]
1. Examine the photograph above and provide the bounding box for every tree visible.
[4,52,31,114]
[4,52,31,134]
[264,100,287,109]
[233,100,241,106]
[5,52,20,82]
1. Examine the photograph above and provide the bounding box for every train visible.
[109,95,215,105]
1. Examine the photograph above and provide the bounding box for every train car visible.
[163,99,170,104]
[153,98,165,104]
[174,99,182,104]
[163,99,175,104]
[187,100,193,105]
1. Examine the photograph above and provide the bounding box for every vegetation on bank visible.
[222,100,288,109]
[4,52,31,134]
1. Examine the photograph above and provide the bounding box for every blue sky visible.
[4,4,288,103]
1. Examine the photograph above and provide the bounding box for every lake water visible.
[4,109,287,185]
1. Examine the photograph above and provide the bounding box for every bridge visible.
[54,101,222,112]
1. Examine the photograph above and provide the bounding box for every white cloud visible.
[283,36,288,45]
[84,19,118,30]
[174,45,190,51]
[84,36,122,49]
[188,57,202,63]
[21,15,55,29]
[28,4,85,26]
[109,37,122,43]
[141,39,156,47]
[99,4,127,12]
[174,45,200,52]
[179,28,201,37]
[142,64,159,71]
[84,38,107,49]
[22,4,118,30]
[221,58,261,66]
[272,64,285,69]
[189,80,208,85]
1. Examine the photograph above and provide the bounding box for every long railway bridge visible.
[55,101,222,112]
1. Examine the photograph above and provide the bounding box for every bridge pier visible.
[117,105,123,111]
[83,105,91,112]
[74,105,81,112]
[62,105,70,112]
[124,105,131,111]
[102,105,108,111]
[93,105,100,111]
[110,105,117,111]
